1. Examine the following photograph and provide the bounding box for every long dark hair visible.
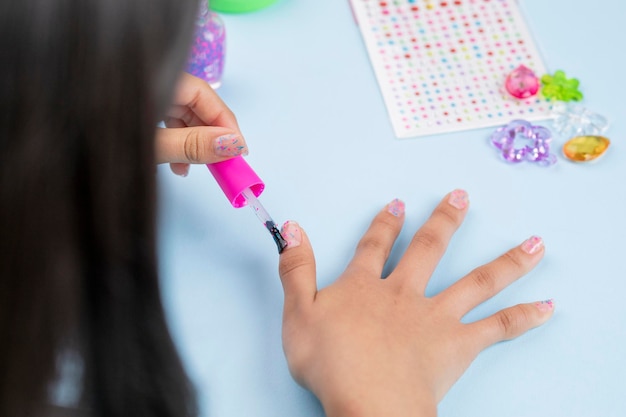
[0,0,199,416]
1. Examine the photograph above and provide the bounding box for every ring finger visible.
[435,236,545,318]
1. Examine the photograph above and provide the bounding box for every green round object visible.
[209,0,278,13]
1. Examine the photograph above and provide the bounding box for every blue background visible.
[157,0,626,415]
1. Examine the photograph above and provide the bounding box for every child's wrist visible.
[321,389,437,417]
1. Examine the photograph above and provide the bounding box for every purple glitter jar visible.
[186,1,225,88]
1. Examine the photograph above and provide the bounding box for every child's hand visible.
[155,72,248,176]
[278,190,554,417]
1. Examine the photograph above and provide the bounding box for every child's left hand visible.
[277,190,554,417]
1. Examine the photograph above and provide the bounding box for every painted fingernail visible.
[386,198,405,217]
[534,299,554,313]
[214,134,248,157]
[448,189,469,210]
[521,236,544,254]
[281,221,302,248]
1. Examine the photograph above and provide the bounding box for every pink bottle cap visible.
[206,156,265,208]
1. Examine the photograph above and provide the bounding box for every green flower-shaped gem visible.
[541,70,583,102]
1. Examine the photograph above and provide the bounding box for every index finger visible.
[345,199,405,280]
[170,72,240,130]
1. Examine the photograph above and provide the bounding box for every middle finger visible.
[393,189,469,293]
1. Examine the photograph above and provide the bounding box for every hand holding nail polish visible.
[277,190,554,417]
[156,73,285,250]
[155,72,248,176]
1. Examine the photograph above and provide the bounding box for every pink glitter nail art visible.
[521,236,543,254]
[448,189,469,210]
[534,299,554,313]
[214,134,247,157]
[281,221,302,248]
[387,198,405,217]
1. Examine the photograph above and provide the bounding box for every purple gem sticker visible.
[490,119,557,166]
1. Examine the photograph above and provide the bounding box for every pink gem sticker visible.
[505,65,539,99]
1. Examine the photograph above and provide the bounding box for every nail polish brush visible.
[207,156,287,253]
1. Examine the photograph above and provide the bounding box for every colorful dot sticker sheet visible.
[350,0,552,138]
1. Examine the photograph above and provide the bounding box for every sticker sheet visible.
[350,0,552,138]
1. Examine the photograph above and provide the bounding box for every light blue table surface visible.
[157,1,626,416]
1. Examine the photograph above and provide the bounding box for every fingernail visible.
[176,165,190,177]
[521,236,543,254]
[534,299,554,313]
[281,221,302,248]
[214,134,248,157]
[386,198,405,217]
[448,189,469,210]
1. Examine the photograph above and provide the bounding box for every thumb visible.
[279,221,317,313]
[155,126,248,165]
